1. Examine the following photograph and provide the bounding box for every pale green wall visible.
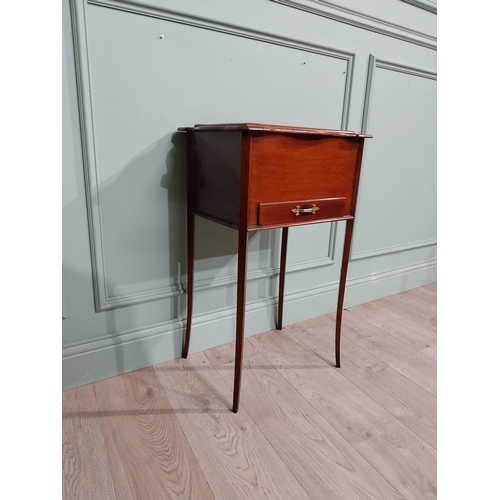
[62,0,437,390]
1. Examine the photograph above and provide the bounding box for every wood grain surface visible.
[178,122,369,137]
[203,338,261,367]
[421,345,437,360]
[320,310,437,396]
[355,427,437,499]
[215,354,405,500]
[63,285,437,500]
[348,301,436,351]
[249,327,436,498]
[375,293,437,333]
[62,384,117,500]
[153,352,310,500]
[249,329,393,445]
[287,317,436,448]
[93,367,213,500]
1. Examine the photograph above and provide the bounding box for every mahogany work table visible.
[177,123,372,413]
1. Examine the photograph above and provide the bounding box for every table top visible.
[178,123,372,138]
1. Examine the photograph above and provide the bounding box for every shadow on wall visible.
[164,132,273,308]
[91,131,244,304]
[93,133,184,300]
[63,129,254,386]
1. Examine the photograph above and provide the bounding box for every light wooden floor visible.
[63,284,437,500]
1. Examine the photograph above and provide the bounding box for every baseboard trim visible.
[62,259,436,390]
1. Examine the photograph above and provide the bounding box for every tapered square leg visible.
[232,229,249,413]
[277,227,289,330]
[335,219,354,368]
[182,212,195,359]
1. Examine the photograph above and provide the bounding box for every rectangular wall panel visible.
[352,57,437,259]
[81,2,352,309]
[63,0,436,389]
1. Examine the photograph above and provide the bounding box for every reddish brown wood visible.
[247,215,353,232]
[233,229,249,413]
[277,227,288,330]
[233,133,251,413]
[348,139,367,216]
[178,122,370,137]
[178,123,371,412]
[258,197,346,226]
[183,212,194,359]
[191,131,242,228]
[183,132,194,359]
[335,218,354,368]
[247,133,361,227]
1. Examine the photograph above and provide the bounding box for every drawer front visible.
[258,197,347,226]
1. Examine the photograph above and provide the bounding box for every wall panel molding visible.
[361,54,437,135]
[70,0,353,311]
[101,221,337,309]
[270,0,437,49]
[354,54,437,259]
[194,222,338,293]
[351,238,436,261]
[104,284,184,309]
[62,255,436,390]
[85,0,355,131]
[400,0,437,14]
[64,0,437,391]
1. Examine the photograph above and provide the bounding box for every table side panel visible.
[191,131,242,227]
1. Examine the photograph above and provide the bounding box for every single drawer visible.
[258,197,347,226]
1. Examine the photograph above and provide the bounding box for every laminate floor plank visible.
[375,293,437,333]
[408,285,437,304]
[93,367,213,500]
[204,338,261,367]
[62,384,117,500]
[354,427,437,500]
[421,345,437,360]
[249,329,394,445]
[250,328,437,499]
[402,288,438,313]
[349,301,436,351]
[287,317,436,448]
[153,352,311,500]
[215,354,405,500]
[319,311,437,396]
[63,285,438,500]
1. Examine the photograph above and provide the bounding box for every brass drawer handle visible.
[291,204,320,216]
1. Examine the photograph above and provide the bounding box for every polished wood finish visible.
[247,133,363,228]
[182,212,194,359]
[63,285,437,500]
[258,197,346,226]
[277,227,288,330]
[232,229,249,413]
[178,122,372,137]
[179,123,371,412]
[335,218,354,367]
[182,132,195,359]
[191,131,242,228]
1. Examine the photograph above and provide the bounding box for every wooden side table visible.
[177,123,371,412]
